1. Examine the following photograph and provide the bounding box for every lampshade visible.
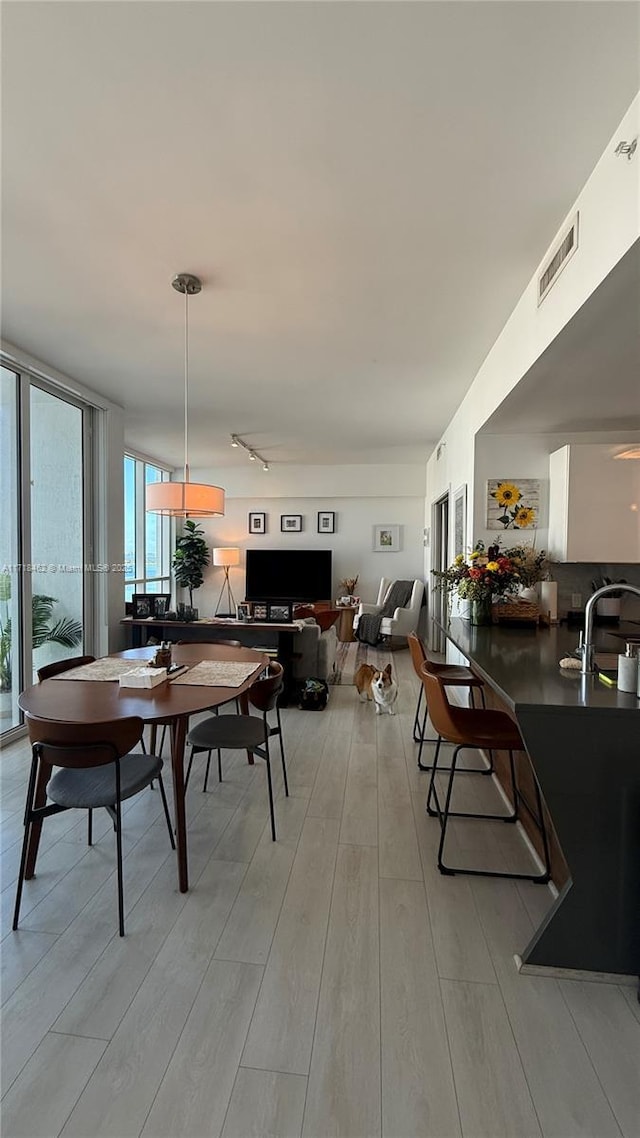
[146,481,225,518]
[213,547,240,567]
[146,273,226,518]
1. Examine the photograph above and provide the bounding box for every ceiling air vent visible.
[537,212,579,306]
[436,441,446,461]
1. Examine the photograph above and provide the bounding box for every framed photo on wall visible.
[452,485,466,559]
[317,510,335,534]
[248,512,266,534]
[132,593,155,619]
[373,524,400,552]
[268,601,292,623]
[280,514,302,533]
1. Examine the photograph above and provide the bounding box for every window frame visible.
[124,451,171,601]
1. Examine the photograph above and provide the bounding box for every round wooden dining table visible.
[18,642,269,893]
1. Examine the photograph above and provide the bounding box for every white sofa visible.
[353,577,424,641]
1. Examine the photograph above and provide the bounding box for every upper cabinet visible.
[548,444,640,562]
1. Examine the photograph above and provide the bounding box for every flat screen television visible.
[245,549,332,603]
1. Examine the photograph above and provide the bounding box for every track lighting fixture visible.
[230,434,269,471]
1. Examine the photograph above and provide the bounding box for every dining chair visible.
[185,661,288,840]
[37,654,96,682]
[14,713,175,936]
[420,664,550,883]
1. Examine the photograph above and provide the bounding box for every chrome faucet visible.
[580,582,640,674]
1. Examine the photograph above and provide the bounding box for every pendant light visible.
[146,273,225,517]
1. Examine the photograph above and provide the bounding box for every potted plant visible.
[172,519,210,620]
[0,573,83,693]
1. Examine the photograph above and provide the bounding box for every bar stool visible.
[407,633,490,775]
[420,663,550,883]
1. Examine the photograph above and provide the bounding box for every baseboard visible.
[514,956,637,986]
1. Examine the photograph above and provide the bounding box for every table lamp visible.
[213,547,240,615]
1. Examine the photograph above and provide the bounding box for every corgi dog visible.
[354,662,398,715]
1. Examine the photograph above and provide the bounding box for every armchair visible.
[353,577,424,644]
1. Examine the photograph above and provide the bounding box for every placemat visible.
[170,660,261,688]
[51,659,141,681]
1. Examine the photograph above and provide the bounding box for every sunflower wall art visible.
[486,479,540,530]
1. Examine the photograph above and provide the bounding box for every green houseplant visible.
[0,573,83,691]
[172,519,210,619]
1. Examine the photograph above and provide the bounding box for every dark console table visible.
[121,617,301,704]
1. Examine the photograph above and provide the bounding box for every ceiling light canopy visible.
[146,274,225,517]
[230,434,269,471]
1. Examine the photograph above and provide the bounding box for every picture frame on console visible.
[236,602,252,622]
[248,512,266,534]
[267,602,292,623]
[252,602,268,621]
[132,593,155,618]
[281,514,303,533]
[317,510,335,534]
[152,594,171,618]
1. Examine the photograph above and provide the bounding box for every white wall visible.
[425,93,640,568]
[182,463,426,614]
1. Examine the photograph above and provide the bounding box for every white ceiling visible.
[2,1,639,469]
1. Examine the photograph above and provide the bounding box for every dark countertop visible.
[440,619,640,714]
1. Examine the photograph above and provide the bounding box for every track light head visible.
[262,463,269,472]
[248,451,256,461]
[230,435,239,447]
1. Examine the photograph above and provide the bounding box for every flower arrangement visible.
[434,541,522,603]
[339,575,359,595]
[503,544,548,588]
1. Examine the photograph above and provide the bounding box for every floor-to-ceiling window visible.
[124,454,171,602]
[0,364,93,740]
[1,368,22,730]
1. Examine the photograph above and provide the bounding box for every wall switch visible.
[571,593,582,609]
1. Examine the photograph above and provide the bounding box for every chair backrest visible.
[37,655,95,682]
[407,632,427,680]
[25,713,144,769]
[249,661,284,713]
[419,663,466,741]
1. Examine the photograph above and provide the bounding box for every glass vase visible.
[470,595,493,626]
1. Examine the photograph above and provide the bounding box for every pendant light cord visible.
[184,284,189,483]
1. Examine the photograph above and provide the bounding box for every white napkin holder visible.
[119,667,167,689]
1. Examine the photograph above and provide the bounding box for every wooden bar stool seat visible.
[420,664,550,883]
[407,634,490,775]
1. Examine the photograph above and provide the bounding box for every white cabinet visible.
[548,444,640,562]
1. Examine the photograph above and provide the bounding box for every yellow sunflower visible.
[493,482,521,507]
[514,506,536,528]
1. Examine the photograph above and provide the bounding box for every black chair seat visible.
[47,753,163,809]
[187,716,266,751]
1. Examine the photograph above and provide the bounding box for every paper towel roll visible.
[540,581,558,623]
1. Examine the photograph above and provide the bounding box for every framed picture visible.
[248,512,266,535]
[236,602,252,622]
[268,601,292,623]
[152,594,171,618]
[281,514,302,533]
[486,479,540,530]
[317,510,335,534]
[132,593,155,619]
[373,524,400,552]
[252,602,268,621]
[452,485,466,559]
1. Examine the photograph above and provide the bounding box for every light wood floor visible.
[1,649,638,1138]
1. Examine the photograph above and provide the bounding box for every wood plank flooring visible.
[1,648,638,1138]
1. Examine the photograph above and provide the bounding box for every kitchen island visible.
[439,618,640,979]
